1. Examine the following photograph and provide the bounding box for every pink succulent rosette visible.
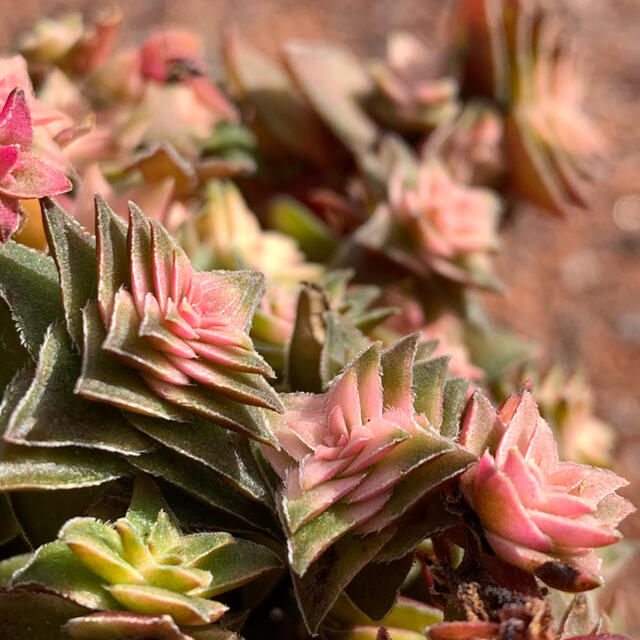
[459,387,634,591]
[383,158,501,286]
[81,198,283,440]
[389,159,499,262]
[262,336,475,574]
[0,87,71,241]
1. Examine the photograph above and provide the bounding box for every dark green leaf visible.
[320,312,370,386]
[0,365,129,490]
[412,357,449,427]
[95,195,130,324]
[292,525,396,634]
[440,378,469,439]
[0,301,29,395]
[76,303,186,422]
[287,286,327,392]
[196,539,282,598]
[128,448,278,535]
[5,324,151,454]
[42,198,97,350]
[125,413,272,504]
[346,553,414,620]
[0,241,62,357]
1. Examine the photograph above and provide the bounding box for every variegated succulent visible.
[453,0,606,215]
[0,7,634,640]
[262,334,475,631]
[460,387,633,591]
[3,476,281,634]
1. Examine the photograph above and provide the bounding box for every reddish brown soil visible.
[2,0,640,632]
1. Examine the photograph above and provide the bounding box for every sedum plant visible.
[0,2,635,639]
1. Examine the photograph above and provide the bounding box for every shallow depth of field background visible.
[2,0,640,628]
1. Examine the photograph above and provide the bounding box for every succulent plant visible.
[263,334,475,631]
[0,195,283,553]
[18,9,122,76]
[182,180,322,283]
[366,31,461,132]
[460,387,633,591]
[0,7,634,639]
[0,87,71,241]
[353,156,501,288]
[453,0,606,215]
[4,476,281,632]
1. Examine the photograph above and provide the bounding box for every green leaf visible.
[0,590,88,640]
[0,445,127,491]
[412,357,449,427]
[179,532,234,567]
[345,553,414,620]
[320,312,370,386]
[284,41,379,152]
[12,540,118,609]
[287,286,327,392]
[136,377,281,444]
[0,240,62,357]
[0,301,29,395]
[0,369,128,490]
[125,475,174,539]
[4,323,151,454]
[95,195,130,324]
[59,517,145,585]
[268,196,336,261]
[287,488,396,577]
[76,302,186,422]
[196,538,282,598]
[374,493,461,563]
[292,525,396,634]
[0,552,32,586]
[440,378,469,438]
[127,448,278,535]
[42,198,97,350]
[464,323,534,383]
[355,447,475,536]
[381,334,420,413]
[125,412,272,504]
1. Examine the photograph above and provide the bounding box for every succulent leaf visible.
[4,323,151,454]
[0,239,63,357]
[284,41,379,152]
[42,197,97,349]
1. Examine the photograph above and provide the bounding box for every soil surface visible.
[2,0,640,632]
